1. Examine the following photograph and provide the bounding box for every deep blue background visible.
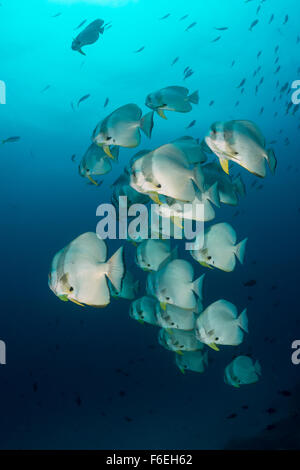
[0,0,299,449]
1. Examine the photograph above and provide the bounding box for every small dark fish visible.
[209,100,214,106]
[214,27,228,31]
[160,13,170,20]
[257,50,262,59]
[41,85,50,93]
[52,12,62,18]
[237,78,246,88]
[257,184,263,190]
[274,66,281,74]
[77,94,90,107]
[33,382,38,392]
[283,14,288,25]
[71,154,76,162]
[243,280,257,287]
[185,22,197,32]
[259,106,264,115]
[179,15,189,21]
[235,101,239,107]
[248,296,253,301]
[275,45,279,54]
[171,56,179,66]
[186,120,196,129]
[2,136,20,144]
[266,408,277,415]
[231,60,235,67]
[76,396,82,406]
[265,424,276,431]
[211,36,221,43]
[256,5,261,14]
[184,70,194,80]
[278,390,291,397]
[134,46,145,53]
[242,405,249,410]
[249,19,259,31]
[124,416,132,422]
[74,19,87,30]
[227,413,237,420]
[119,390,126,397]
[269,14,274,24]
[70,101,75,111]
[104,97,109,107]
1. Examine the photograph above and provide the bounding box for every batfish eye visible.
[207,256,212,260]
[166,296,170,301]
[157,184,162,188]
[106,136,112,141]
[147,263,151,267]
[215,337,219,341]
[69,287,74,292]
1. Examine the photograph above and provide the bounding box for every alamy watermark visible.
[0,80,6,104]
[291,80,300,104]
[291,340,300,365]
[96,197,205,250]
[0,340,6,365]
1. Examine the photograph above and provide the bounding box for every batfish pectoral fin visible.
[149,192,161,204]
[103,145,115,159]
[87,175,99,186]
[166,328,174,335]
[175,350,184,355]
[58,294,69,302]
[179,367,185,374]
[207,342,220,351]
[69,298,85,307]
[171,215,183,228]
[137,319,145,325]
[157,108,167,119]
[160,302,167,311]
[199,261,214,269]
[219,157,229,174]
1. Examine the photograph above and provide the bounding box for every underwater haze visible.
[1,0,300,450]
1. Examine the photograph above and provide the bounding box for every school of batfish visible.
[49,79,277,387]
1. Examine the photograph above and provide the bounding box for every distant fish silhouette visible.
[74,19,87,30]
[2,136,20,144]
[237,78,246,88]
[40,85,50,93]
[186,120,196,129]
[243,280,257,287]
[211,36,221,42]
[249,19,259,31]
[104,97,109,107]
[160,13,170,20]
[134,46,145,53]
[77,94,90,107]
[185,22,197,32]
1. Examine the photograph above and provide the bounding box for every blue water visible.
[1,0,300,450]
